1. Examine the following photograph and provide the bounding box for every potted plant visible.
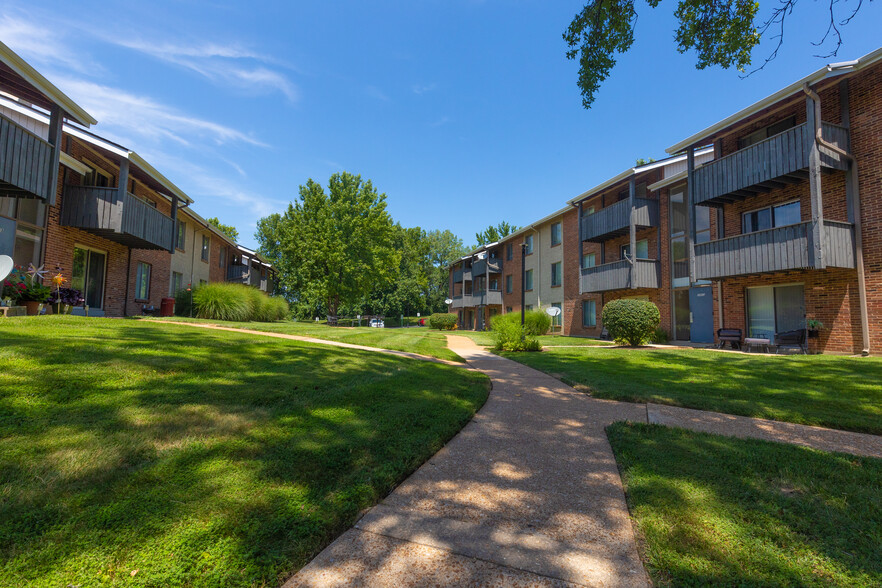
[48,287,85,314]
[806,319,824,338]
[19,281,52,315]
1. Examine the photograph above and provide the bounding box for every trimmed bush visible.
[428,313,458,330]
[489,313,542,352]
[193,283,289,322]
[524,309,552,336]
[601,299,661,347]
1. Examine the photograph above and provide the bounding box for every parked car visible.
[369,318,384,328]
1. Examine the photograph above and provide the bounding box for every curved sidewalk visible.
[286,335,651,587]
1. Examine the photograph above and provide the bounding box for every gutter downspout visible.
[803,83,870,356]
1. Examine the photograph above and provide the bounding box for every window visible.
[489,277,498,290]
[219,246,226,268]
[582,300,596,327]
[524,269,533,291]
[199,279,207,287]
[550,262,561,287]
[135,262,151,301]
[176,221,186,250]
[0,196,46,268]
[743,201,801,234]
[172,271,183,294]
[506,306,513,313]
[83,162,112,187]
[582,252,596,270]
[746,284,805,339]
[738,116,797,149]
[584,205,595,215]
[551,303,562,327]
[526,305,533,311]
[621,239,649,260]
[201,235,210,262]
[550,222,562,246]
[505,274,513,294]
[524,234,534,255]
[506,243,513,261]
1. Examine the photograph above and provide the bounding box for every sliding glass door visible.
[746,285,805,339]
[72,247,107,310]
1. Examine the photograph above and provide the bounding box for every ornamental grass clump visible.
[490,312,542,352]
[193,283,288,322]
[601,299,661,347]
[428,313,458,330]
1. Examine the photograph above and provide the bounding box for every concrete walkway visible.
[286,335,651,587]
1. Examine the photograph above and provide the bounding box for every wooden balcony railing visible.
[472,257,503,275]
[580,259,660,293]
[581,197,659,242]
[694,220,855,279]
[0,114,55,200]
[60,185,174,250]
[693,122,850,206]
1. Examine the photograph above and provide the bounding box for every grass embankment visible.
[502,346,882,434]
[0,316,488,587]
[608,422,882,587]
[144,317,463,362]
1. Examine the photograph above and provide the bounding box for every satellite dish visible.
[0,255,12,283]
[545,306,561,317]
[444,298,453,305]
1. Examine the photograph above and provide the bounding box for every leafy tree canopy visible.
[564,0,866,108]
[206,217,239,242]
[475,221,519,246]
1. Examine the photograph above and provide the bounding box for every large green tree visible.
[475,221,519,246]
[564,0,867,109]
[255,172,399,318]
[206,217,239,242]
[425,229,467,311]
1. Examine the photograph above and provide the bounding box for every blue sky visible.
[2,1,879,249]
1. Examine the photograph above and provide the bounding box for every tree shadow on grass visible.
[0,318,488,587]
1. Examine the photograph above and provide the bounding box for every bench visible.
[326,315,338,327]
[141,305,158,316]
[716,328,742,350]
[744,337,771,353]
[775,329,807,354]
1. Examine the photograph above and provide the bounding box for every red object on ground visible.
[160,297,175,317]
[419,318,426,326]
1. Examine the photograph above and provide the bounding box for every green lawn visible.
[501,346,882,434]
[0,316,488,587]
[142,317,464,362]
[608,422,882,587]
[449,329,614,348]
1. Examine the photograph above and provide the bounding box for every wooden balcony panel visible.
[694,122,850,206]
[581,198,658,242]
[694,220,855,280]
[0,114,54,200]
[453,269,463,282]
[472,258,503,275]
[580,259,660,293]
[61,185,174,250]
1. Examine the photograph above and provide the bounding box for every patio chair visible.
[600,326,611,340]
[717,328,742,350]
[774,329,807,354]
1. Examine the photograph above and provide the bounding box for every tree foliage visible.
[564,0,865,109]
[255,172,399,318]
[206,217,239,242]
[475,221,519,246]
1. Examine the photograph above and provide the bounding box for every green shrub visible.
[524,309,552,336]
[192,283,288,322]
[650,327,669,344]
[428,313,458,330]
[489,313,542,352]
[601,299,661,347]
[193,283,251,321]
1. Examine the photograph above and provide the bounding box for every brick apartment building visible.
[0,42,274,317]
[450,48,882,355]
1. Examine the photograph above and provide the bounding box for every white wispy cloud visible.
[55,77,267,148]
[412,82,437,95]
[99,37,299,102]
[366,85,390,101]
[0,14,102,75]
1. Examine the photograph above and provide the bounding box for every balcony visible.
[60,185,174,250]
[472,257,503,275]
[580,259,661,293]
[462,267,473,281]
[474,289,503,305]
[694,220,855,279]
[581,198,659,242]
[693,122,850,206]
[0,114,55,200]
[453,269,463,282]
[450,295,463,309]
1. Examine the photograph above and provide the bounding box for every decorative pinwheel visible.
[27,263,47,284]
